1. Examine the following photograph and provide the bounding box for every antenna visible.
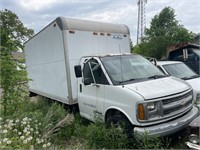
[119,45,124,84]
[137,0,147,44]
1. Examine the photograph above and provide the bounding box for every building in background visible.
[194,33,200,45]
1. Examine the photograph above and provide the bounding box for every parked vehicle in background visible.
[24,17,198,137]
[156,61,200,110]
[186,115,200,149]
[167,43,200,75]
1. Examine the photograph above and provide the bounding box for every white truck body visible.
[25,17,198,136]
[25,17,130,104]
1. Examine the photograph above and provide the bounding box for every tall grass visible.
[0,95,169,149]
[0,96,74,149]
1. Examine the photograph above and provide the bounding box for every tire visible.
[106,114,134,138]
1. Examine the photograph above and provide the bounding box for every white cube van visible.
[24,17,198,136]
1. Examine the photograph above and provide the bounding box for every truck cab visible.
[75,53,198,136]
[167,43,200,74]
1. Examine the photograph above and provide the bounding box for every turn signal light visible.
[138,104,145,120]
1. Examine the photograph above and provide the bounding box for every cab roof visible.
[156,61,183,66]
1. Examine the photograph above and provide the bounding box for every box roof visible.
[56,17,130,34]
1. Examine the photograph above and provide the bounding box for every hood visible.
[124,77,190,100]
[186,77,200,93]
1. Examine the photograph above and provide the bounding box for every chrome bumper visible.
[134,106,199,137]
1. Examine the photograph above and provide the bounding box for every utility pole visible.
[137,0,147,44]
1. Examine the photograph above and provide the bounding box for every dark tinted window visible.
[83,59,109,85]
[83,60,94,85]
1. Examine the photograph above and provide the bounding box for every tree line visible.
[132,7,195,59]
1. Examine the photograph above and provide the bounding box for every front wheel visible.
[106,114,134,138]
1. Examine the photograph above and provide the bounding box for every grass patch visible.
[0,95,191,149]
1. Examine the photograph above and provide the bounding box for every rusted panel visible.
[167,42,200,52]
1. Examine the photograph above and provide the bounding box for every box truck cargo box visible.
[25,17,130,104]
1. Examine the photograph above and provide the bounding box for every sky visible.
[1,0,200,44]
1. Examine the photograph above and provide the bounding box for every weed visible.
[0,97,74,149]
[86,122,128,149]
[135,131,163,149]
[0,117,51,149]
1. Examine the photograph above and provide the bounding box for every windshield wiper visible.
[181,74,199,80]
[148,75,167,79]
[119,78,136,84]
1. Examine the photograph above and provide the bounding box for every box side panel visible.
[25,22,70,104]
[66,30,130,99]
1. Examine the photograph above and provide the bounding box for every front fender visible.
[104,106,134,125]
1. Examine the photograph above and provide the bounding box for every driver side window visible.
[83,60,94,85]
[83,59,109,85]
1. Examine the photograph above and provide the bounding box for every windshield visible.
[193,49,200,56]
[101,54,165,85]
[163,63,198,80]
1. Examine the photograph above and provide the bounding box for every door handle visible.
[92,84,100,88]
[80,84,82,93]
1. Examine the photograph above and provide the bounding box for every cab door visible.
[78,58,109,121]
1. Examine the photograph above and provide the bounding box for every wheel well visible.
[105,109,127,122]
[105,109,134,138]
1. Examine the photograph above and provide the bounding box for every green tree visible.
[133,7,195,59]
[0,9,34,117]
[1,9,34,50]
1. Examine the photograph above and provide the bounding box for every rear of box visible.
[25,22,71,104]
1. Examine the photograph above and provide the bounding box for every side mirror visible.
[74,65,82,78]
[84,78,92,85]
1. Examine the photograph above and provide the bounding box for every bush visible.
[86,122,128,149]
[0,47,30,117]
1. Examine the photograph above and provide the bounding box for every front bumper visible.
[134,106,198,137]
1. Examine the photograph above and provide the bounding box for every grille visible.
[164,101,191,115]
[162,91,192,105]
[162,90,193,116]
[139,89,193,123]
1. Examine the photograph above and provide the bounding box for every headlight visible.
[147,102,155,111]
[137,102,158,121]
[188,134,199,144]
